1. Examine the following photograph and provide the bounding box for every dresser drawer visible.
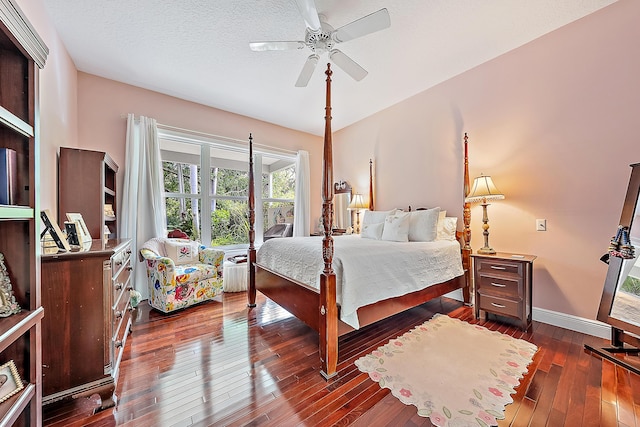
[476,273,522,298]
[112,310,132,379]
[475,258,523,277]
[112,286,129,331]
[477,293,521,318]
[111,246,132,278]
[112,263,131,303]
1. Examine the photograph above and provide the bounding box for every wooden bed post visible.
[247,134,257,307]
[319,63,338,380]
[462,132,472,304]
[368,159,374,211]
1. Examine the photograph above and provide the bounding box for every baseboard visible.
[445,290,611,339]
[532,307,610,339]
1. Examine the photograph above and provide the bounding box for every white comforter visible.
[256,235,464,329]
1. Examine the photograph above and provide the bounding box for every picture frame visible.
[64,221,81,246]
[0,360,24,403]
[66,213,92,243]
[40,209,71,252]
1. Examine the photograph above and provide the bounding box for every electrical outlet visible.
[536,219,547,231]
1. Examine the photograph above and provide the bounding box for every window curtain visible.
[120,114,167,299]
[293,150,310,236]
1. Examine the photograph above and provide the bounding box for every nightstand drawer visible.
[476,274,522,298]
[477,294,521,318]
[475,258,523,277]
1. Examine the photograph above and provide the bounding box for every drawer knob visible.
[115,310,123,319]
[115,283,122,290]
[490,266,506,270]
[490,282,506,288]
[126,266,133,271]
[491,302,507,308]
[115,340,123,348]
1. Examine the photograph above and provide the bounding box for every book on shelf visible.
[0,148,17,205]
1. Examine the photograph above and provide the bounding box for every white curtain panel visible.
[293,150,310,236]
[120,114,167,298]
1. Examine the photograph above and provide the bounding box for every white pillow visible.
[164,239,200,265]
[381,211,410,242]
[436,217,458,241]
[362,209,396,227]
[408,207,440,242]
[361,222,384,240]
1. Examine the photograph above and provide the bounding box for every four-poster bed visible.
[247,64,472,379]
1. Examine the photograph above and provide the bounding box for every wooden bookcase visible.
[0,1,48,425]
[58,148,119,240]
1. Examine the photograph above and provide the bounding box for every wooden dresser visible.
[472,252,536,330]
[41,239,133,409]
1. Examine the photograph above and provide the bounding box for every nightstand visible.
[472,252,536,330]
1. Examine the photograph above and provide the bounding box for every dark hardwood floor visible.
[43,292,640,426]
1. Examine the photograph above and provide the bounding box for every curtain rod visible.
[122,114,298,156]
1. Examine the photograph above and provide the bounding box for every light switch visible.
[536,219,547,231]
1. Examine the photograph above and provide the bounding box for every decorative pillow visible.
[436,217,458,241]
[361,222,384,240]
[408,207,441,242]
[381,211,411,242]
[362,209,397,227]
[164,239,200,265]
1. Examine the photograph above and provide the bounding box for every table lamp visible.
[465,174,505,254]
[348,193,368,234]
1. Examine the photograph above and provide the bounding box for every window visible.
[263,163,295,233]
[159,131,295,248]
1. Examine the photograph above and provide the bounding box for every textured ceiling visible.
[43,0,617,136]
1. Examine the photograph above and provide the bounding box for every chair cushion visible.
[174,263,218,284]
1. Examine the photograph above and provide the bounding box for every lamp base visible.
[477,247,496,255]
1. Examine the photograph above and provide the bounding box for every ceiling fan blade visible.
[293,0,321,32]
[329,49,368,81]
[295,54,319,87]
[249,41,306,51]
[332,8,391,43]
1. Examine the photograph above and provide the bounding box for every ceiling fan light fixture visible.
[249,1,391,86]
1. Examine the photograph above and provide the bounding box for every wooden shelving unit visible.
[0,0,49,425]
[58,148,119,240]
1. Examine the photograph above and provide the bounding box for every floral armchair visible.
[139,237,224,313]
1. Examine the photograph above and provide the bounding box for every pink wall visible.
[334,0,640,320]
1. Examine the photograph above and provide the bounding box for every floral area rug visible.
[354,314,537,427]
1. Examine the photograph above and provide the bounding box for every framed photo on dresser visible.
[66,213,92,243]
[40,209,71,252]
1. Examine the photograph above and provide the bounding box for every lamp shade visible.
[465,175,505,203]
[348,193,368,210]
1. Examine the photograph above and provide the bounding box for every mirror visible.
[589,162,640,374]
[333,181,352,231]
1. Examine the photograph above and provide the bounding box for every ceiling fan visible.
[249,0,391,87]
